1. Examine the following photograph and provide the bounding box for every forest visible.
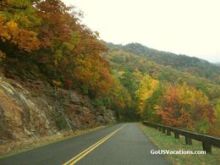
[0,0,220,137]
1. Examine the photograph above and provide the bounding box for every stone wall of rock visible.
[0,77,116,144]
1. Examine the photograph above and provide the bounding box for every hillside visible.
[0,76,115,150]
[104,42,220,136]
[105,43,220,99]
[0,0,120,150]
[107,43,220,83]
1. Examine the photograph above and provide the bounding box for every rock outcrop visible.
[0,76,116,144]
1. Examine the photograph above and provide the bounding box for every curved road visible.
[0,123,170,165]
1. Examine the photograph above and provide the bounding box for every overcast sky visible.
[63,0,220,63]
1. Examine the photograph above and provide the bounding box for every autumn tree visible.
[156,83,215,133]
[108,77,133,120]
[209,100,220,136]
[72,54,113,97]
[142,83,164,122]
[119,70,140,98]
[0,0,41,55]
[136,74,159,117]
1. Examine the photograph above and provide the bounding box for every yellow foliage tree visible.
[136,74,159,116]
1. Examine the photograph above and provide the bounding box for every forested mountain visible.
[105,43,220,98]
[104,42,220,136]
[107,43,220,83]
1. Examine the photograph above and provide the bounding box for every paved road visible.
[0,123,170,165]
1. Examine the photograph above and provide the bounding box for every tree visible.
[209,100,220,136]
[73,54,113,97]
[156,83,215,133]
[0,0,41,54]
[143,83,163,122]
[136,74,159,117]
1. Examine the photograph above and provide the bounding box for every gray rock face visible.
[0,77,116,143]
[0,77,55,141]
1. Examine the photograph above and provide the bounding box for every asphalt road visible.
[0,123,171,165]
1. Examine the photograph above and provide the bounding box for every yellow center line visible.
[66,131,115,164]
[63,125,126,165]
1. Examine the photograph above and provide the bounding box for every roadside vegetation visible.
[0,0,220,140]
[140,124,220,165]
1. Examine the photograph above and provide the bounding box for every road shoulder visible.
[0,125,107,159]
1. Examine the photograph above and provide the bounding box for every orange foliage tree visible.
[73,54,113,97]
[156,83,215,133]
[0,0,41,54]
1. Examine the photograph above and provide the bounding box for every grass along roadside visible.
[0,125,107,159]
[140,124,220,165]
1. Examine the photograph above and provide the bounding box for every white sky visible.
[62,0,220,62]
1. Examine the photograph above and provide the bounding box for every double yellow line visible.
[63,125,126,165]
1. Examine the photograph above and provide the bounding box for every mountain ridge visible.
[106,42,220,84]
[108,42,216,64]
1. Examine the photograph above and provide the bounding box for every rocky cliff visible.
[0,76,115,144]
